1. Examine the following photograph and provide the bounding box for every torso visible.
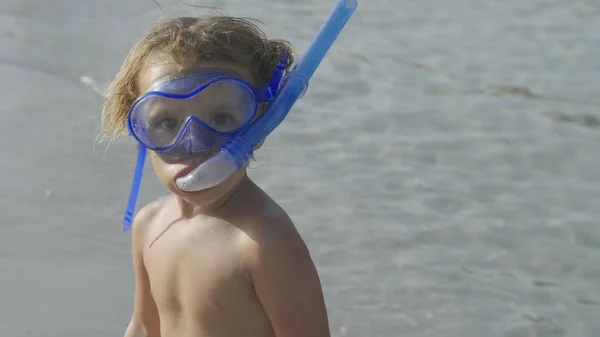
[141,196,275,337]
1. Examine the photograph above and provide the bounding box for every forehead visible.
[137,52,256,95]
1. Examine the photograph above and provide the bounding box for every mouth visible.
[174,161,200,179]
[172,154,212,191]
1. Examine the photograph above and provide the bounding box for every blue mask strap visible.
[267,55,289,96]
[123,144,147,232]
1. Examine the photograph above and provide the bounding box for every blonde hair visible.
[100,16,295,143]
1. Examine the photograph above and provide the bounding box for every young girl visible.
[101,16,331,337]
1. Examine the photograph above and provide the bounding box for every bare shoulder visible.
[131,195,172,245]
[241,194,309,259]
[236,189,331,337]
[237,190,317,281]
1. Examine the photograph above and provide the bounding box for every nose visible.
[181,117,213,154]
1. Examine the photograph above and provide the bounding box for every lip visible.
[172,155,212,192]
[174,161,202,180]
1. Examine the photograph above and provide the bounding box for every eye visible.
[157,117,181,131]
[210,113,238,130]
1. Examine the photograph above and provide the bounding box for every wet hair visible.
[100,15,295,142]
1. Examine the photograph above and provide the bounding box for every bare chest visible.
[142,221,255,319]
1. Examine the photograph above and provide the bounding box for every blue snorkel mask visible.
[122,0,358,232]
[127,64,287,162]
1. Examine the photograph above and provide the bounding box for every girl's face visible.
[138,53,255,206]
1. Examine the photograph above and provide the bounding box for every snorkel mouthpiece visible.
[175,135,253,191]
[175,0,359,192]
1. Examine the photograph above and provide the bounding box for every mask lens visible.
[129,77,258,149]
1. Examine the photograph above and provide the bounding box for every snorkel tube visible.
[175,0,359,191]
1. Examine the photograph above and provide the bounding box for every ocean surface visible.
[1,0,600,336]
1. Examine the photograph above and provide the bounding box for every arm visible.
[248,216,330,337]
[124,207,161,337]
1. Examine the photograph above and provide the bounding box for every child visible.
[100,16,331,337]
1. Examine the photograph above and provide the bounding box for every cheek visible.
[149,152,177,186]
